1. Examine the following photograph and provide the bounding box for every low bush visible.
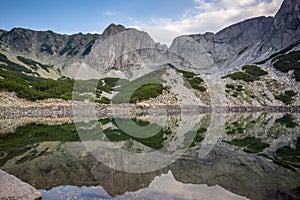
[275,90,297,105]
[242,65,268,76]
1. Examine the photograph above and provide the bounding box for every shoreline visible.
[1,104,300,118]
[1,91,300,117]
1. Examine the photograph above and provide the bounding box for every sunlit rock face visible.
[0,0,299,77]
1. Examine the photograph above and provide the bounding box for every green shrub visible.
[224,65,267,82]
[273,51,300,72]
[225,84,235,89]
[275,90,297,105]
[17,56,51,72]
[275,137,300,168]
[275,114,298,128]
[176,69,196,79]
[225,72,257,82]
[96,96,110,104]
[236,85,244,91]
[0,53,32,74]
[130,83,164,103]
[272,51,300,82]
[229,137,269,153]
[242,65,268,76]
[190,77,203,84]
[190,82,206,92]
[113,68,166,103]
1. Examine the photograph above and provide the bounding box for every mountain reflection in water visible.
[41,171,248,200]
[0,112,299,200]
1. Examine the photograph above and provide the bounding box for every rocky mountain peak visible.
[0,29,6,35]
[274,0,300,30]
[102,23,127,38]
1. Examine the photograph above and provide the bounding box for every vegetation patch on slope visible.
[0,53,33,74]
[275,137,300,169]
[17,56,52,72]
[113,68,166,104]
[228,136,269,154]
[275,90,297,105]
[275,114,298,128]
[176,69,206,92]
[224,65,268,82]
[272,50,300,82]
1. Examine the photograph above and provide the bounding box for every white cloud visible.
[103,10,115,16]
[146,0,283,35]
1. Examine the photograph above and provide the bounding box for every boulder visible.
[0,170,41,200]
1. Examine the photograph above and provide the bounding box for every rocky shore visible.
[0,170,41,200]
[1,92,300,119]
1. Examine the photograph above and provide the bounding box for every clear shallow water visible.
[0,113,299,199]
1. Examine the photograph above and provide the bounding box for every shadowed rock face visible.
[102,23,127,38]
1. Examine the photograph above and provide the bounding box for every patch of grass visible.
[275,137,300,168]
[17,56,52,72]
[188,127,207,147]
[0,68,74,100]
[231,91,240,97]
[242,65,268,76]
[99,118,111,125]
[103,118,172,150]
[224,72,257,82]
[273,51,300,72]
[256,40,300,64]
[176,69,196,79]
[0,53,32,74]
[113,68,166,103]
[275,90,297,105]
[229,136,269,153]
[275,114,298,128]
[96,96,110,104]
[224,65,267,82]
[130,83,164,103]
[225,84,235,89]
[176,69,206,92]
[272,50,300,82]
[0,123,79,166]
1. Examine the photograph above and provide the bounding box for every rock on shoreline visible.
[0,170,41,200]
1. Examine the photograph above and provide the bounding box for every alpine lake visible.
[0,111,299,200]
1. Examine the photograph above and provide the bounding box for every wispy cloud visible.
[142,0,283,35]
[103,10,115,16]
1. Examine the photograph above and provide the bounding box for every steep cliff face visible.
[0,0,299,77]
[170,0,300,71]
[0,28,100,68]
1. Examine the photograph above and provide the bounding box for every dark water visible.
[0,113,299,200]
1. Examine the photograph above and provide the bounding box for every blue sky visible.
[0,0,195,33]
[0,0,283,45]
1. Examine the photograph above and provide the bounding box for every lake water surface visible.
[0,112,299,200]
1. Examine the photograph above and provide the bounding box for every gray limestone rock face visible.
[0,0,299,77]
[0,170,41,200]
[169,0,300,72]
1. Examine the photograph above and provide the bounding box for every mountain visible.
[0,0,299,106]
[170,0,300,72]
[1,0,299,78]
